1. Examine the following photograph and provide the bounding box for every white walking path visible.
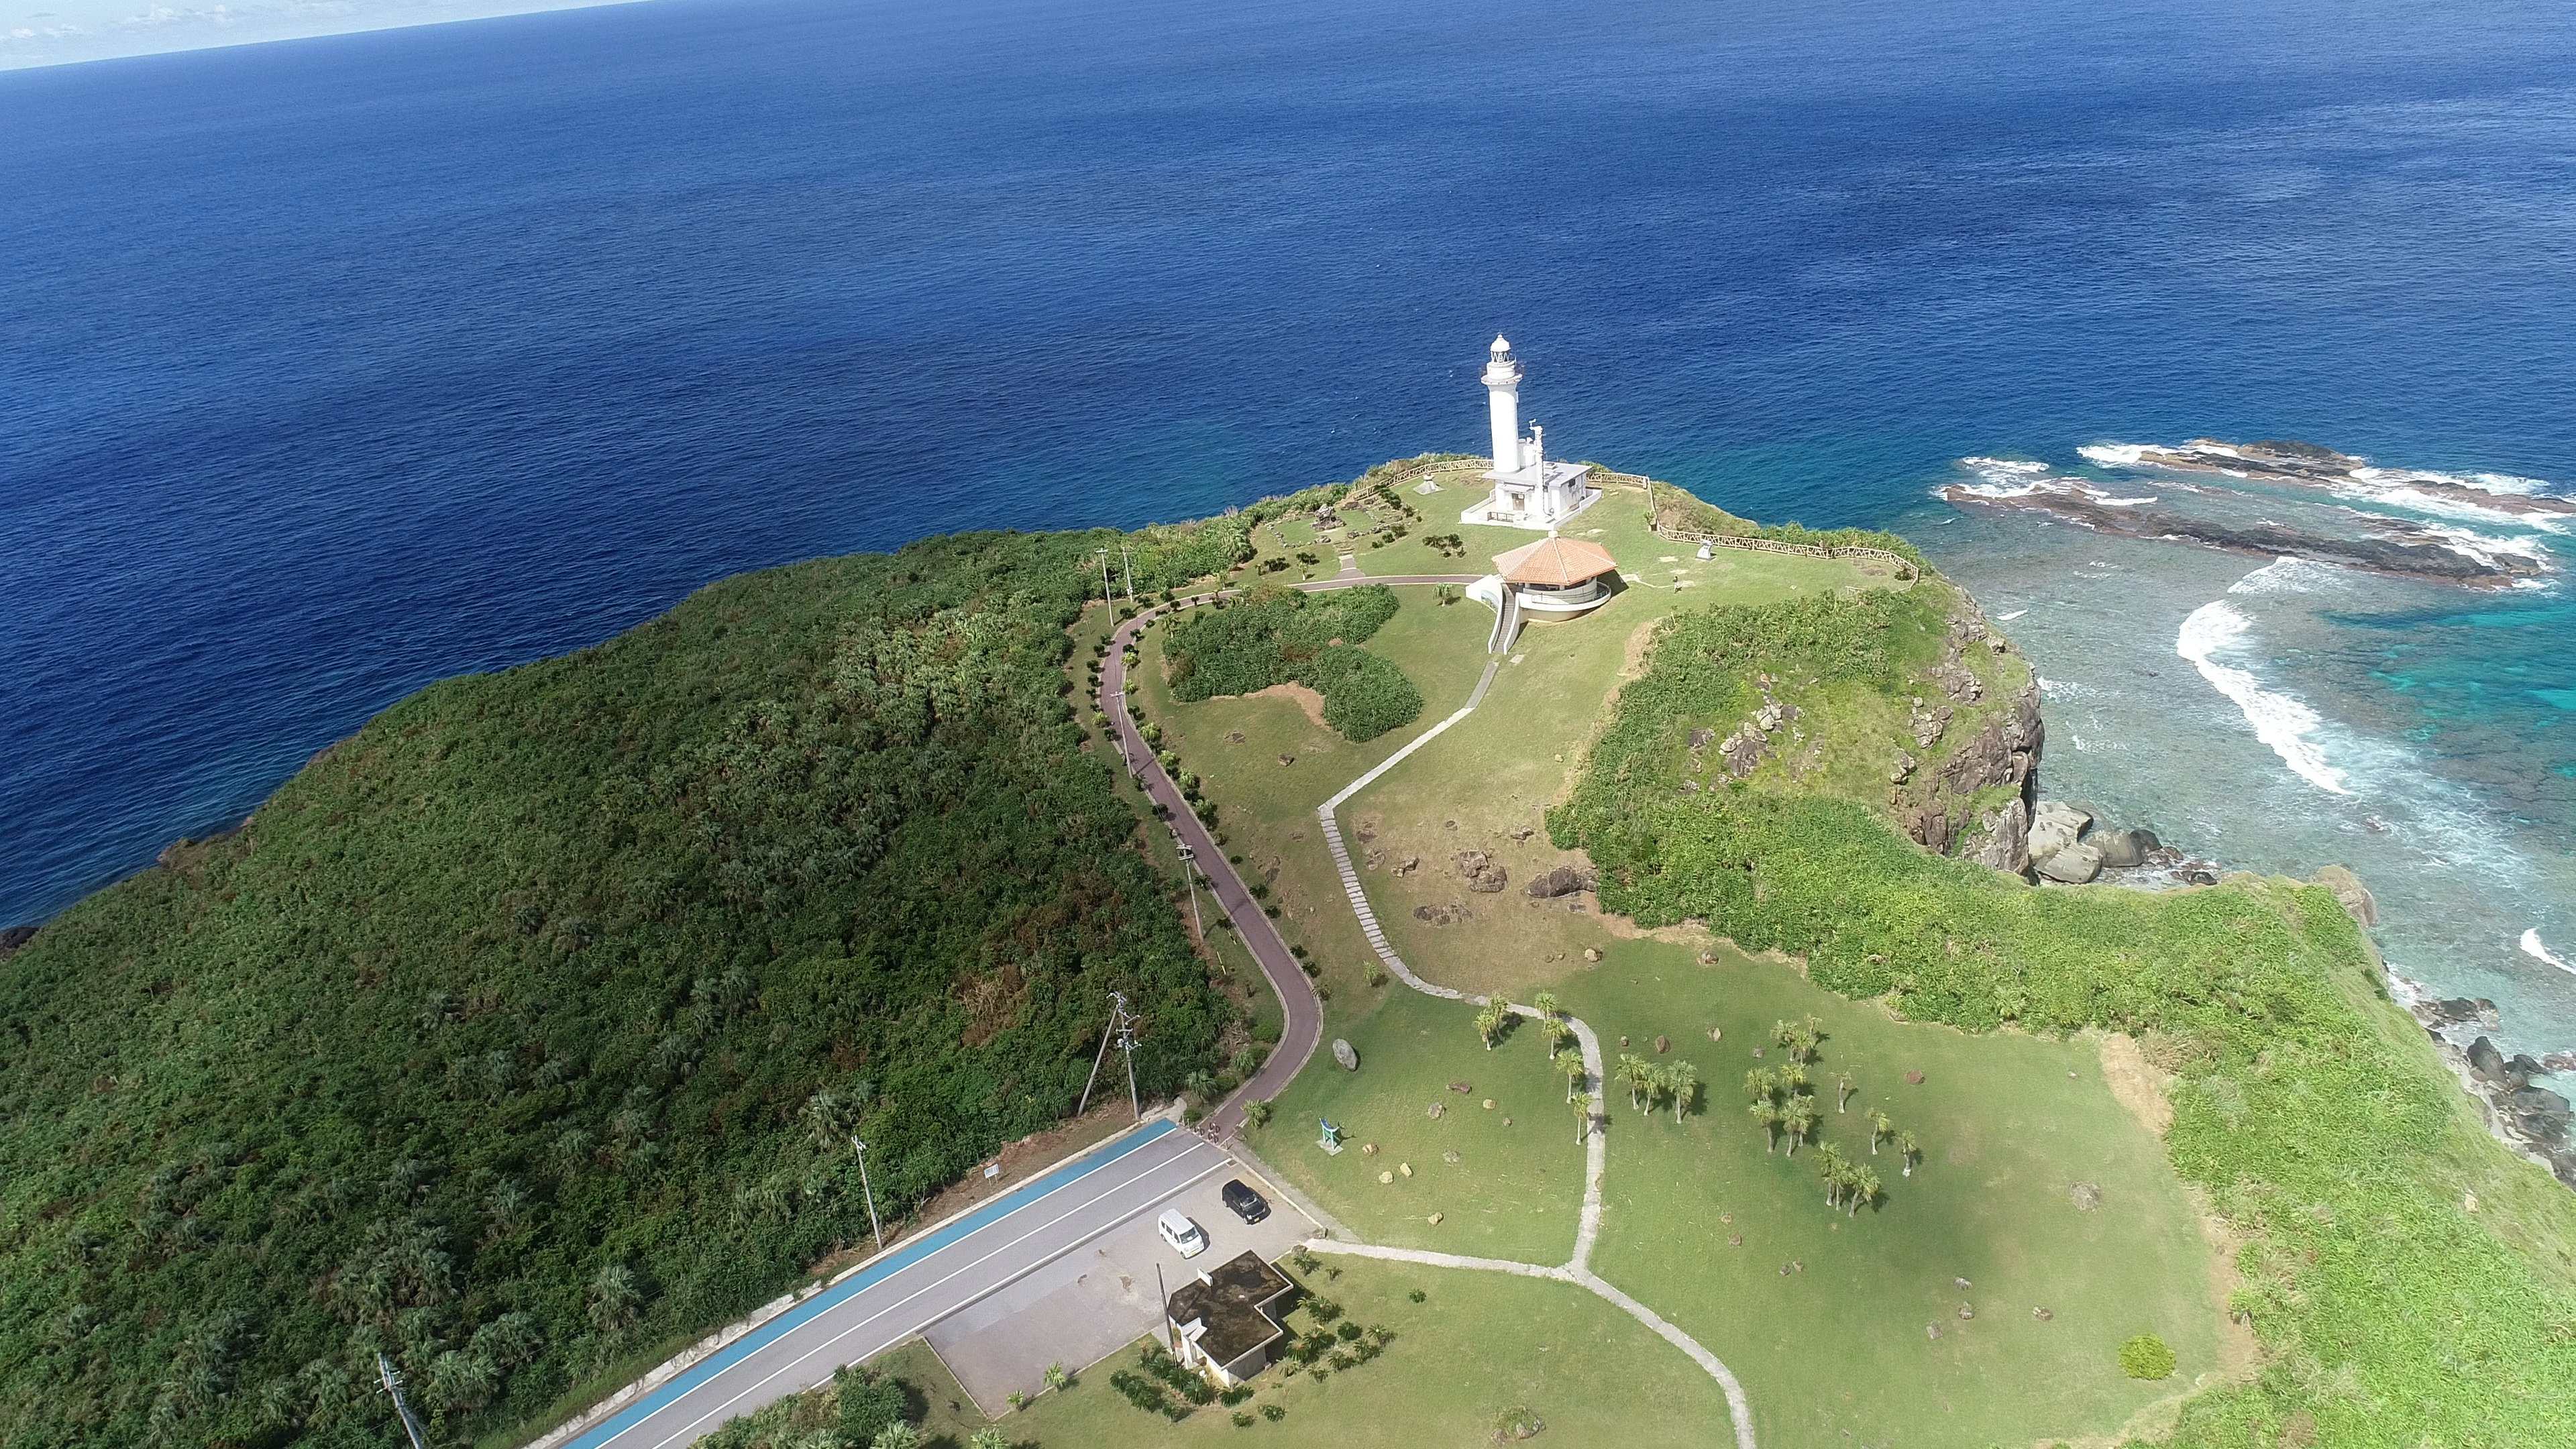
[1305,636,1757,1449]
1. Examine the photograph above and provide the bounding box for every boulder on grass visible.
[1332,1038,1358,1071]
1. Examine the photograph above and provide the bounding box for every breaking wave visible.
[2523,930,2576,977]
[2176,599,2351,795]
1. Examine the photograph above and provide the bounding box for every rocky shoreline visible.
[1938,588,2576,1190]
[2122,437,2576,524]
[1937,478,2545,586]
[2402,988,2576,1189]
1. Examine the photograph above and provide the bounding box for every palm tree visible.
[1665,1061,1699,1124]
[1531,989,1561,1020]
[1557,1050,1588,1104]
[1572,1091,1594,1144]
[1835,1072,1854,1112]
[1616,1054,1655,1113]
[1784,1097,1819,1156]
[1847,1165,1881,1216]
[870,1424,921,1449]
[1896,1130,1919,1177]
[1474,1000,1508,1051]
[1749,1098,1783,1152]
[1779,1062,1810,1099]
[1743,1067,1775,1105]
[968,1429,1010,1449]
[1868,1110,1892,1155]
[1815,1144,1851,1208]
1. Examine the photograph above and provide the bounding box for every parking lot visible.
[924,1146,1314,1413]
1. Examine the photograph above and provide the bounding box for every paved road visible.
[566,1124,1228,1449]
[1103,574,1478,1139]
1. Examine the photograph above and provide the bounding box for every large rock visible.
[2094,828,2157,869]
[2036,841,2102,884]
[2467,1035,2510,1083]
[2311,864,2379,927]
[1964,798,2031,876]
[0,925,35,957]
[1333,1038,1359,1071]
[2027,800,2090,865]
[1454,851,1509,893]
[1526,865,1596,900]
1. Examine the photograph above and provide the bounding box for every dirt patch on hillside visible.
[1248,682,1329,729]
[2099,1032,2175,1137]
[1617,615,1662,682]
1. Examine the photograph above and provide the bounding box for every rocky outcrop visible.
[1525,865,1596,899]
[2311,864,2379,927]
[1941,480,2545,586]
[2027,800,2090,864]
[2037,841,2103,884]
[1454,851,1509,893]
[2092,828,2158,869]
[2407,986,2576,1189]
[1964,799,2029,875]
[0,925,34,957]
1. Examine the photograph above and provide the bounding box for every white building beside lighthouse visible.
[1460,335,1599,531]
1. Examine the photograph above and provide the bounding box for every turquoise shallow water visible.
[1,0,2571,1055]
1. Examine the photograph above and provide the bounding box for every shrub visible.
[1336,1320,1364,1342]
[836,1368,912,1444]
[1220,1384,1254,1405]
[1260,1403,1285,1421]
[1233,1410,1255,1427]
[2119,1333,2175,1381]
[1161,586,1421,741]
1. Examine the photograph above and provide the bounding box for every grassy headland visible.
[1550,568,2576,1446]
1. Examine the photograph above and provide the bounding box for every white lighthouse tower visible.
[1462,335,1599,531]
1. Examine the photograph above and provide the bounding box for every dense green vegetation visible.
[1551,586,2576,1446]
[0,531,1232,1448]
[1162,585,1424,741]
[1647,488,1927,568]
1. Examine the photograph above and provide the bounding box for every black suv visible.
[1220,1177,1269,1224]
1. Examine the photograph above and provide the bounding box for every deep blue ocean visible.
[5,0,2573,1049]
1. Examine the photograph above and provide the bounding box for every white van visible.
[1156,1208,1209,1259]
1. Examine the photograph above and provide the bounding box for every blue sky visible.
[0,0,632,68]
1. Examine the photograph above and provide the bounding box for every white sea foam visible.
[2228,556,2346,596]
[2092,494,2157,506]
[2333,474,2571,535]
[2078,443,2148,467]
[2412,521,2555,571]
[2523,930,2576,977]
[1995,608,2028,621]
[2176,600,2351,795]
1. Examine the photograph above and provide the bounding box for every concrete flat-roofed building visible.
[1165,1251,1295,1389]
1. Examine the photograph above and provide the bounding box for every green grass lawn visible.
[1126,589,1493,1026]
[1270,517,1320,548]
[1254,987,1587,1263]
[871,1256,1739,1449]
[1562,942,2226,1448]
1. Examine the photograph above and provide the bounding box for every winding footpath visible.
[1108,576,1757,1449]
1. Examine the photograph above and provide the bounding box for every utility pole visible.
[1077,989,1129,1116]
[849,1135,883,1251]
[1119,1001,1140,1120]
[1120,543,1136,602]
[1173,834,1204,939]
[1156,1261,1171,1351]
[1098,547,1114,607]
[377,1354,429,1449]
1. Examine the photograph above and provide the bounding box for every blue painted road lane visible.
[570,1119,1226,1448]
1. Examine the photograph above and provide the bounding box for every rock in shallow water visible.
[2037,842,2102,883]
